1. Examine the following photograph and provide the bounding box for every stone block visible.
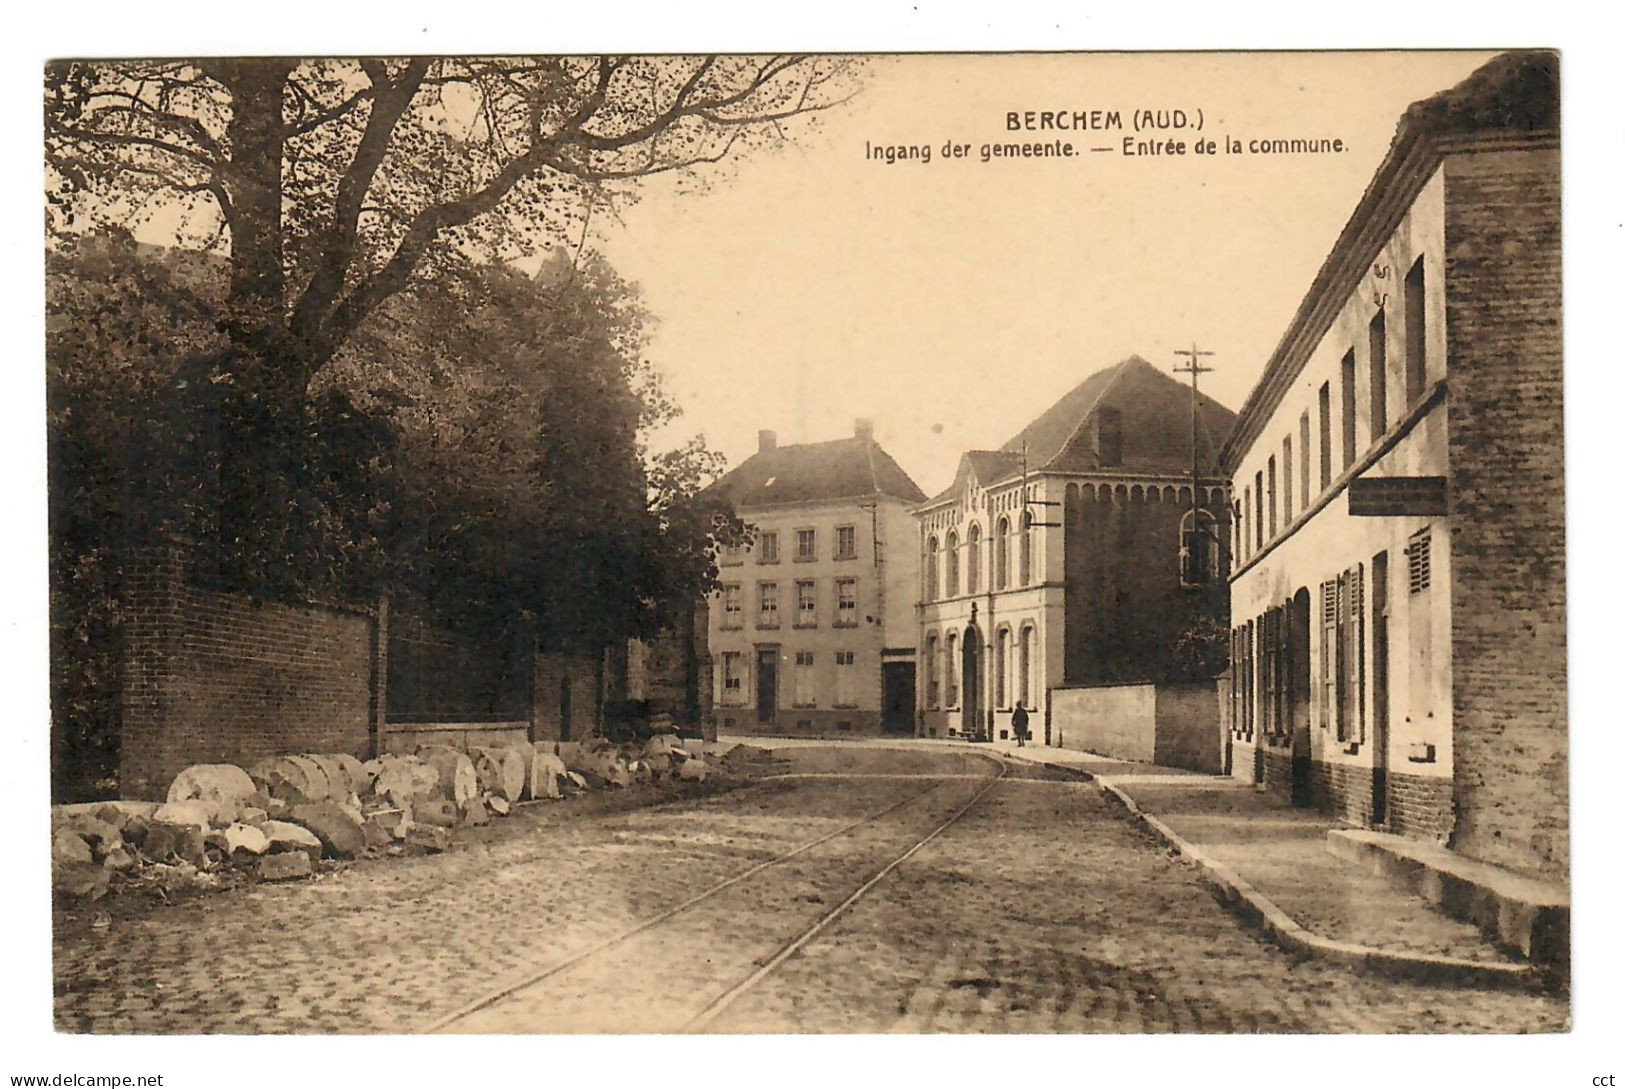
[257,851,313,882]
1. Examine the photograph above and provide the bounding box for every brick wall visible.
[1443,144,1566,878]
[119,546,380,801]
[1304,758,1452,842]
[530,651,601,742]
[1152,681,1225,773]
[1387,772,1454,842]
[1063,483,1229,686]
[1308,760,1375,826]
[1050,683,1157,761]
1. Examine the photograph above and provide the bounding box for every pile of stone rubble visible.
[52,736,715,901]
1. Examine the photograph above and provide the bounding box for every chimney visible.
[854,418,875,443]
[758,429,777,453]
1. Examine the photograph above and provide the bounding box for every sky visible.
[594,51,1496,497]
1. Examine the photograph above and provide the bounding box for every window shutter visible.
[1407,529,1432,594]
[1319,579,1337,732]
[1335,573,1350,741]
[1350,564,1367,744]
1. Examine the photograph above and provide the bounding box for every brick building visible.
[1220,52,1563,878]
[916,356,1234,743]
[703,421,925,736]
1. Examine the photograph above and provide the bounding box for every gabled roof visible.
[923,356,1237,505]
[965,450,1024,484]
[998,361,1127,470]
[707,434,926,509]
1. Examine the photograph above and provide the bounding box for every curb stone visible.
[977,743,1538,989]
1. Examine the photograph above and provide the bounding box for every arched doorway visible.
[961,626,983,741]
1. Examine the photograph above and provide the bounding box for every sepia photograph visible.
[16,11,1608,1079]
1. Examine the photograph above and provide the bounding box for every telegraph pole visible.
[1174,344,1216,584]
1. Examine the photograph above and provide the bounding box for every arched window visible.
[967,525,981,594]
[1019,625,1035,708]
[926,535,939,601]
[925,633,940,709]
[1020,510,1033,586]
[995,627,1010,708]
[945,632,959,706]
[995,517,1010,589]
[945,529,960,597]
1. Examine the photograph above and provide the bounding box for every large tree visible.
[45,55,855,591]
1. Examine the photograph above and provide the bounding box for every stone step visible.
[1326,828,1568,967]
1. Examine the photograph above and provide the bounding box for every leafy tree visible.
[45,55,857,593]
[48,229,742,794]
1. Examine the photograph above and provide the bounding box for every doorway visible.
[1288,588,1313,807]
[882,662,915,735]
[1370,551,1391,826]
[755,648,778,726]
[961,627,983,740]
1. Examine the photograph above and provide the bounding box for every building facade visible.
[1220,53,1563,878]
[704,421,924,736]
[916,356,1235,744]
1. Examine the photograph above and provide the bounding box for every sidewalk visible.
[967,739,1544,986]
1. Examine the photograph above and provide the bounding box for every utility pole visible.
[1174,344,1216,586]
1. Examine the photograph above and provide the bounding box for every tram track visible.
[427,749,1009,1033]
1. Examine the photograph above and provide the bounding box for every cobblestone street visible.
[54,744,1568,1034]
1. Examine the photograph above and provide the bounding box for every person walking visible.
[1011,702,1030,747]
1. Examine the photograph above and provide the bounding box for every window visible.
[835,578,858,626]
[1405,256,1427,405]
[1233,499,1244,564]
[1341,565,1367,744]
[1018,626,1033,707]
[720,652,745,706]
[1020,511,1033,585]
[1262,607,1285,740]
[757,531,779,564]
[834,651,857,707]
[721,542,743,566]
[945,632,959,706]
[1320,568,1367,743]
[835,525,857,560]
[1299,412,1311,510]
[793,651,816,707]
[945,530,960,596]
[1341,350,1358,469]
[926,536,939,601]
[1318,382,1332,490]
[1407,527,1432,594]
[1241,621,1255,740]
[926,634,940,709]
[1095,407,1123,466]
[1266,457,1278,539]
[1240,489,1251,561]
[1369,310,1388,436]
[995,517,1011,590]
[1229,627,1242,737]
[795,528,817,562]
[1253,472,1264,551]
[721,583,742,630]
[967,524,982,593]
[995,628,1010,709]
[757,582,779,628]
[794,580,817,627]
[1282,437,1294,524]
